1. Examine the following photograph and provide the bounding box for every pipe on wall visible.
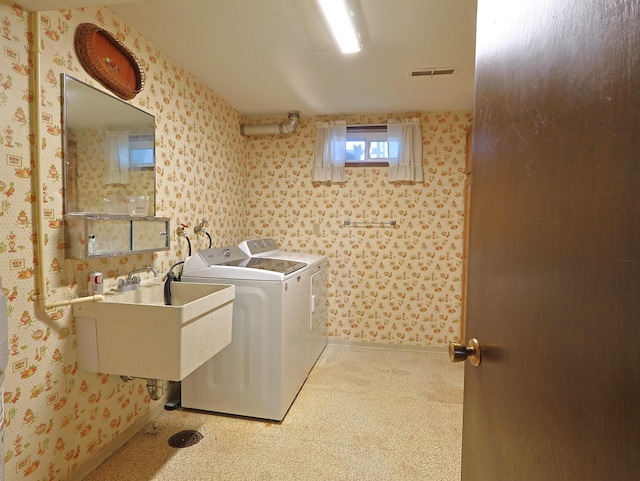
[240,111,300,136]
[30,12,105,310]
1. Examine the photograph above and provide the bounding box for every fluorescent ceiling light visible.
[316,0,362,54]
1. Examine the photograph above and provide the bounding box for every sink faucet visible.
[127,266,159,281]
[117,266,159,292]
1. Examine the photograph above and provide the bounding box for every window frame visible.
[345,124,389,167]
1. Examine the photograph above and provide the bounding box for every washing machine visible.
[180,240,327,421]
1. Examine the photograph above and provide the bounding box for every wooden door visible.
[461,1,640,479]
[460,126,472,341]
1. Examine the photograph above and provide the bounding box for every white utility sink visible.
[73,281,234,381]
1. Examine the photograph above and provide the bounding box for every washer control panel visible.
[238,238,278,256]
[197,246,248,266]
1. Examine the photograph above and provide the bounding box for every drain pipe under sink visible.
[121,376,166,401]
[240,111,300,136]
[145,379,166,401]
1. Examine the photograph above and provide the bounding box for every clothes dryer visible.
[238,238,328,344]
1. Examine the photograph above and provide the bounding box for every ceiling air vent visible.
[409,67,457,78]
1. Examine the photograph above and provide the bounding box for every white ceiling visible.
[18,0,477,116]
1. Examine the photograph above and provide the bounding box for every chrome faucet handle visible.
[116,277,139,292]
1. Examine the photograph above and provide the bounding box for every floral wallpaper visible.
[0,2,471,480]
[245,111,471,346]
[0,4,245,480]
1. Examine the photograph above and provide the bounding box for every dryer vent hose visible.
[241,111,300,136]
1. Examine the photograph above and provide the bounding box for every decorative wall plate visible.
[74,23,145,100]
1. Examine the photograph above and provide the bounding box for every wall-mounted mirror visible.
[62,74,155,216]
[62,75,169,259]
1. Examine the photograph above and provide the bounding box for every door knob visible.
[449,338,481,367]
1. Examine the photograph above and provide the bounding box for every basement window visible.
[128,134,154,170]
[346,125,389,167]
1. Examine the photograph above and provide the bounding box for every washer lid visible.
[221,257,307,276]
[183,246,308,280]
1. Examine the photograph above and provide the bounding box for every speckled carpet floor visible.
[84,345,464,481]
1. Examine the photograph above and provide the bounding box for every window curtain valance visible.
[387,118,423,183]
[312,121,346,183]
